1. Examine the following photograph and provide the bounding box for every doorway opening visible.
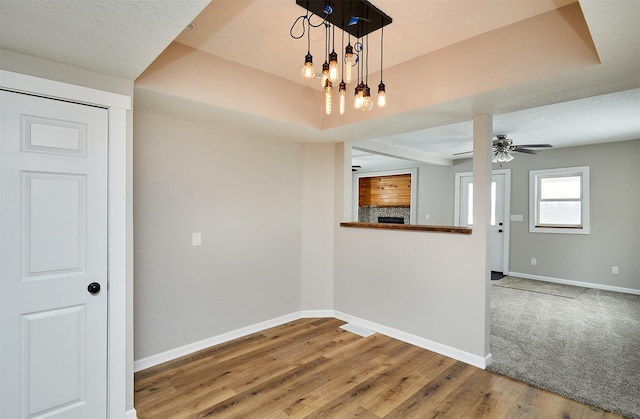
[352,168,418,224]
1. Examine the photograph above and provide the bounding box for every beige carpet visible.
[493,276,587,299]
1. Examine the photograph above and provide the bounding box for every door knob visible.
[87,282,101,294]
[499,222,503,226]
[498,229,503,233]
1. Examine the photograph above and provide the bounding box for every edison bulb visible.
[362,95,373,111]
[321,62,329,87]
[328,51,339,83]
[344,44,355,84]
[324,81,332,115]
[301,53,314,80]
[339,82,346,115]
[377,82,386,108]
[361,86,373,111]
[354,91,363,110]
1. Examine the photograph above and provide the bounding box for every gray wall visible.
[357,139,640,291]
[417,163,456,225]
[133,111,304,359]
[448,140,639,290]
[336,131,493,363]
[506,140,640,290]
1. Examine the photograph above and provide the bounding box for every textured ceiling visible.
[176,0,576,88]
[355,88,640,163]
[171,0,640,167]
[2,0,639,169]
[0,0,210,79]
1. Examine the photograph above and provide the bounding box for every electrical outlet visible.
[531,258,537,266]
[612,266,619,275]
[425,214,430,221]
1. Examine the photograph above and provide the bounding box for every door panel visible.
[1,90,108,418]
[22,305,87,416]
[25,173,86,275]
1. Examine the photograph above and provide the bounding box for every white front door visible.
[456,170,510,273]
[1,90,108,418]
[489,174,506,271]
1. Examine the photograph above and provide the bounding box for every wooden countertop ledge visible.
[340,222,472,234]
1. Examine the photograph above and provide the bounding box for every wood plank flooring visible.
[135,318,621,418]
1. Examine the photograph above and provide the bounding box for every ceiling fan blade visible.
[513,148,538,154]
[514,144,553,149]
[453,150,472,156]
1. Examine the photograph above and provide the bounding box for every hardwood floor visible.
[135,318,621,418]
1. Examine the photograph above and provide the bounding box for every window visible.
[464,181,497,226]
[529,166,590,234]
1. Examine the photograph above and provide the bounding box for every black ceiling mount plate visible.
[295,0,392,38]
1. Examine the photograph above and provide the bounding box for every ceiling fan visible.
[454,134,553,163]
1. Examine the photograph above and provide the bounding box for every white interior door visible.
[1,90,108,418]
[455,171,509,273]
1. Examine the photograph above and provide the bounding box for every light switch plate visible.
[192,232,202,246]
[510,214,524,222]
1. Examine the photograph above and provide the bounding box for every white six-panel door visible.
[1,90,108,418]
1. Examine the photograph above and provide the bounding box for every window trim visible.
[529,166,590,234]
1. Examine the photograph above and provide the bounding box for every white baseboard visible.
[484,352,493,367]
[300,309,335,318]
[134,309,492,373]
[134,312,301,372]
[334,311,490,369]
[125,408,137,419]
[507,272,640,295]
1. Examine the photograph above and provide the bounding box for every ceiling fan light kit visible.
[291,0,392,115]
[492,134,553,164]
[455,134,553,164]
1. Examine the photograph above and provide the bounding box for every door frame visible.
[1,70,131,418]
[454,169,511,274]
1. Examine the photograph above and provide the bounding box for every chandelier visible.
[290,0,392,115]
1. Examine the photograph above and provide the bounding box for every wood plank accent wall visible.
[359,174,411,207]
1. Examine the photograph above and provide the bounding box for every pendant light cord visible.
[380,26,384,83]
[365,34,369,85]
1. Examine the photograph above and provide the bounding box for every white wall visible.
[133,111,304,359]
